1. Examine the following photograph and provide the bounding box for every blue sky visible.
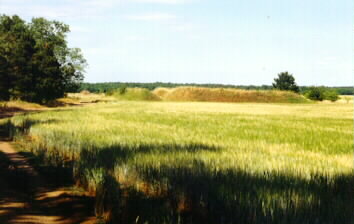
[0,0,353,86]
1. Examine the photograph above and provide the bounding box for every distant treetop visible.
[272,72,300,93]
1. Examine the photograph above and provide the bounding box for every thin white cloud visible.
[125,13,177,21]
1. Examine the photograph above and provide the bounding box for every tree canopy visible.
[0,14,87,103]
[272,72,300,93]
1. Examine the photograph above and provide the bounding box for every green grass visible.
[2,101,353,223]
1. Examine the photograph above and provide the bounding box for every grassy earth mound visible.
[114,88,160,101]
[154,87,308,103]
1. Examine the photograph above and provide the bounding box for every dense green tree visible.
[272,72,300,93]
[0,15,35,100]
[0,14,87,103]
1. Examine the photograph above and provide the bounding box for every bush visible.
[324,90,339,102]
[305,87,339,102]
[305,87,325,101]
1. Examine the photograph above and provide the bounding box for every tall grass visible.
[2,101,353,223]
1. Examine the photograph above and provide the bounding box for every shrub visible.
[324,90,339,102]
[305,87,339,102]
[305,87,325,101]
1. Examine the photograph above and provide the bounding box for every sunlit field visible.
[3,101,353,223]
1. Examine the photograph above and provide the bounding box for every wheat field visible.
[3,101,353,223]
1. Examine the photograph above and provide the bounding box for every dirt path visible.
[0,114,97,224]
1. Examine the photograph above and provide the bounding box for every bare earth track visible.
[0,110,96,224]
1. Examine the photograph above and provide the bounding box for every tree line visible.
[79,82,353,96]
[0,15,86,103]
[79,82,274,93]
